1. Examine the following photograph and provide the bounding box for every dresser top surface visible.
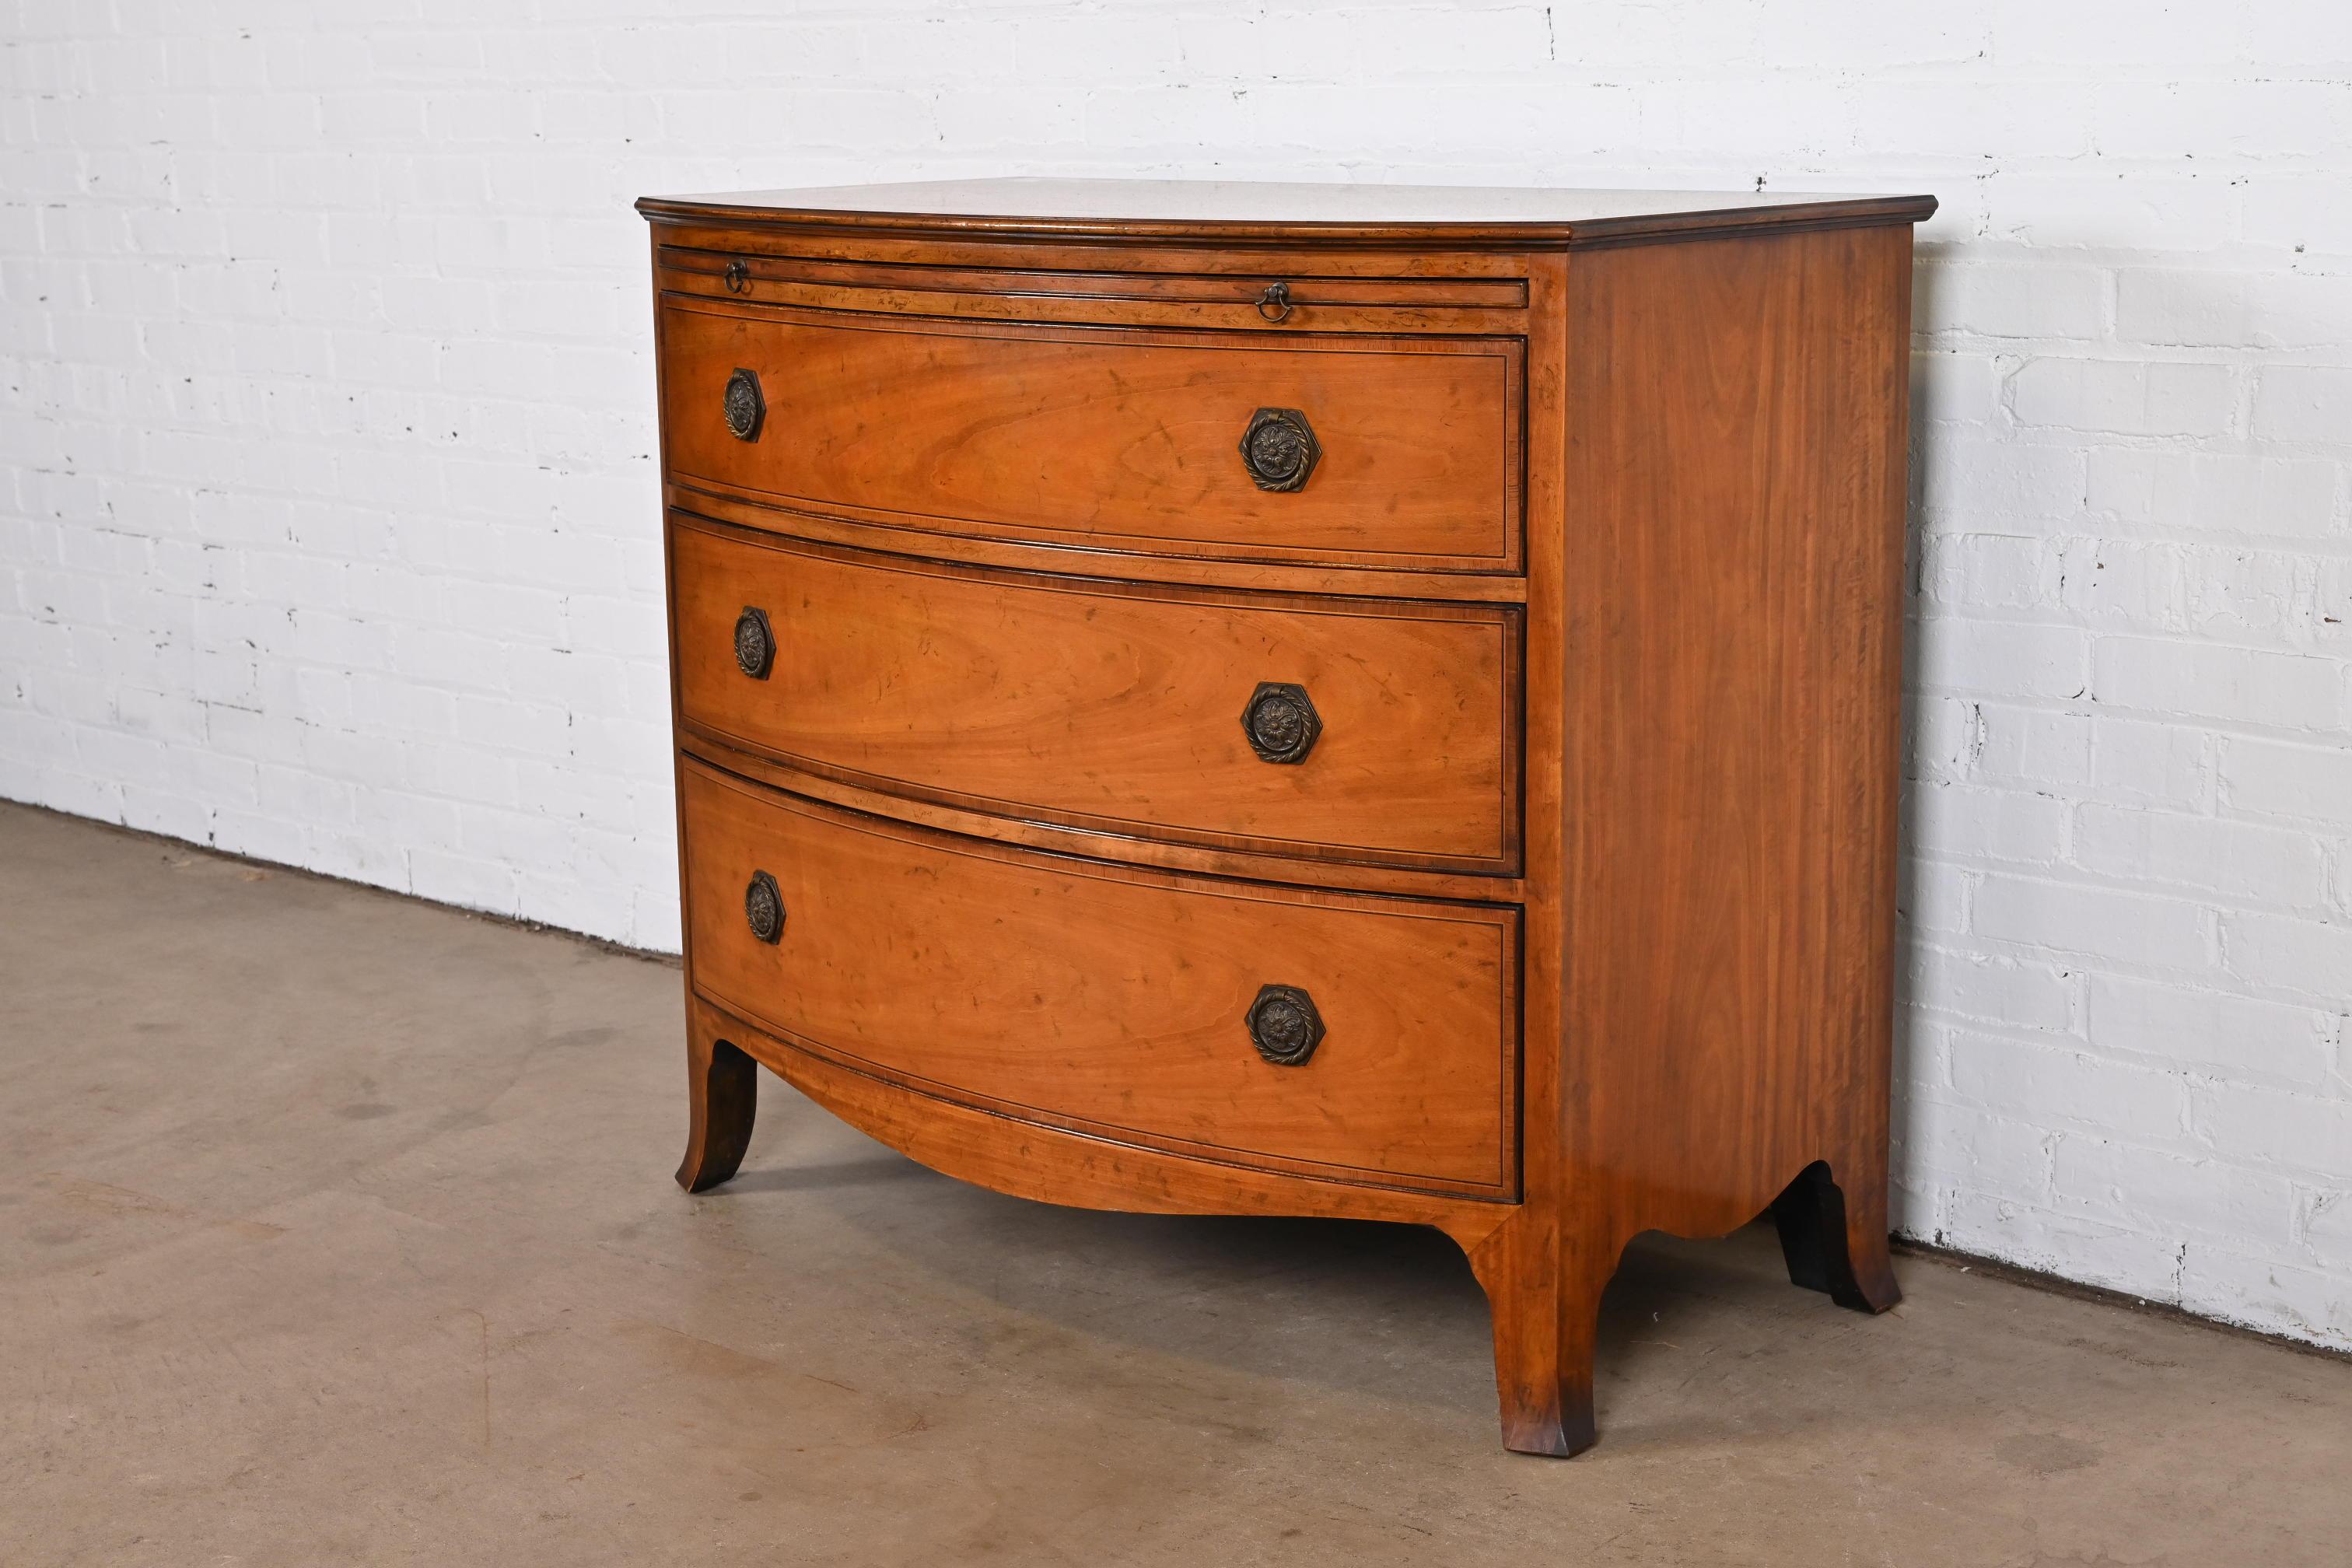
[637,177,1936,247]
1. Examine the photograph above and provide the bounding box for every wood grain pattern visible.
[677,758,1519,1195]
[653,222,1542,279]
[1559,223,1911,1246]
[655,247,1528,334]
[646,186,1932,1458]
[688,993,1517,1249]
[662,482,1533,602]
[658,298,1522,571]
[660,247,1528,304]
[1472,221,1916,1455]
[670,513,1519,870]
[674,728,1528,904]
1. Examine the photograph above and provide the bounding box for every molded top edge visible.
[635,177,1938,247]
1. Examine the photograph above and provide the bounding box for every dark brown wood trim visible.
[637,194,1939,250]
[667,478,1533,600]
[677,731,1531,903]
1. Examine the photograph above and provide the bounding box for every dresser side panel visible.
[1558,224,1914,1239]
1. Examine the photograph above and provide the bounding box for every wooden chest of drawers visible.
[639,178,1935,1456]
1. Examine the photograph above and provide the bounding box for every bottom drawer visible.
[679,759,1517,1195]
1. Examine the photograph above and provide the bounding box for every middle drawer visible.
[671,514,1521,872]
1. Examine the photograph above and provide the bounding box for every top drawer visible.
[654,244,1529,334]
[656,298,1522,573]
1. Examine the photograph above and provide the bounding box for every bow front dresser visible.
[638,178,1936,1456]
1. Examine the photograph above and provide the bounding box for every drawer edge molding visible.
[676,734,1530,902]
[657,243,1534,304]
[680,719,1522,880]
[654,256,1530,334]
[663,482,1534,600]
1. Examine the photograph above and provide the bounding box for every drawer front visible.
[657,298,1521,572]
[655,245,1531,335]
[671,516,1518,870]
[680,761,1517,1193]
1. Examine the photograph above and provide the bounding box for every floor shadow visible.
[723,1103,1820,1422]
[719,1153,935,1194]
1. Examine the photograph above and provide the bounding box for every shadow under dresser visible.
[637,177,1937,1456]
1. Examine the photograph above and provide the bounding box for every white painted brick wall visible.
[2,2,2347,1350]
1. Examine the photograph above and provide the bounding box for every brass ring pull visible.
[1255,282,1293,322]
[722,258,750,294]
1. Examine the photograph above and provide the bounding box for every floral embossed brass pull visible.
[1245,984,1325,1066]
[744,870,784,945]
[733,606,775,680]
[722,367,764,441]
[1241,681,1321,764]
[1237,407,1319,492]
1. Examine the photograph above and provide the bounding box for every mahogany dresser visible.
[637,178,1936,1456]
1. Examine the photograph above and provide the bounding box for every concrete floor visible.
[2,801,2347,1567]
